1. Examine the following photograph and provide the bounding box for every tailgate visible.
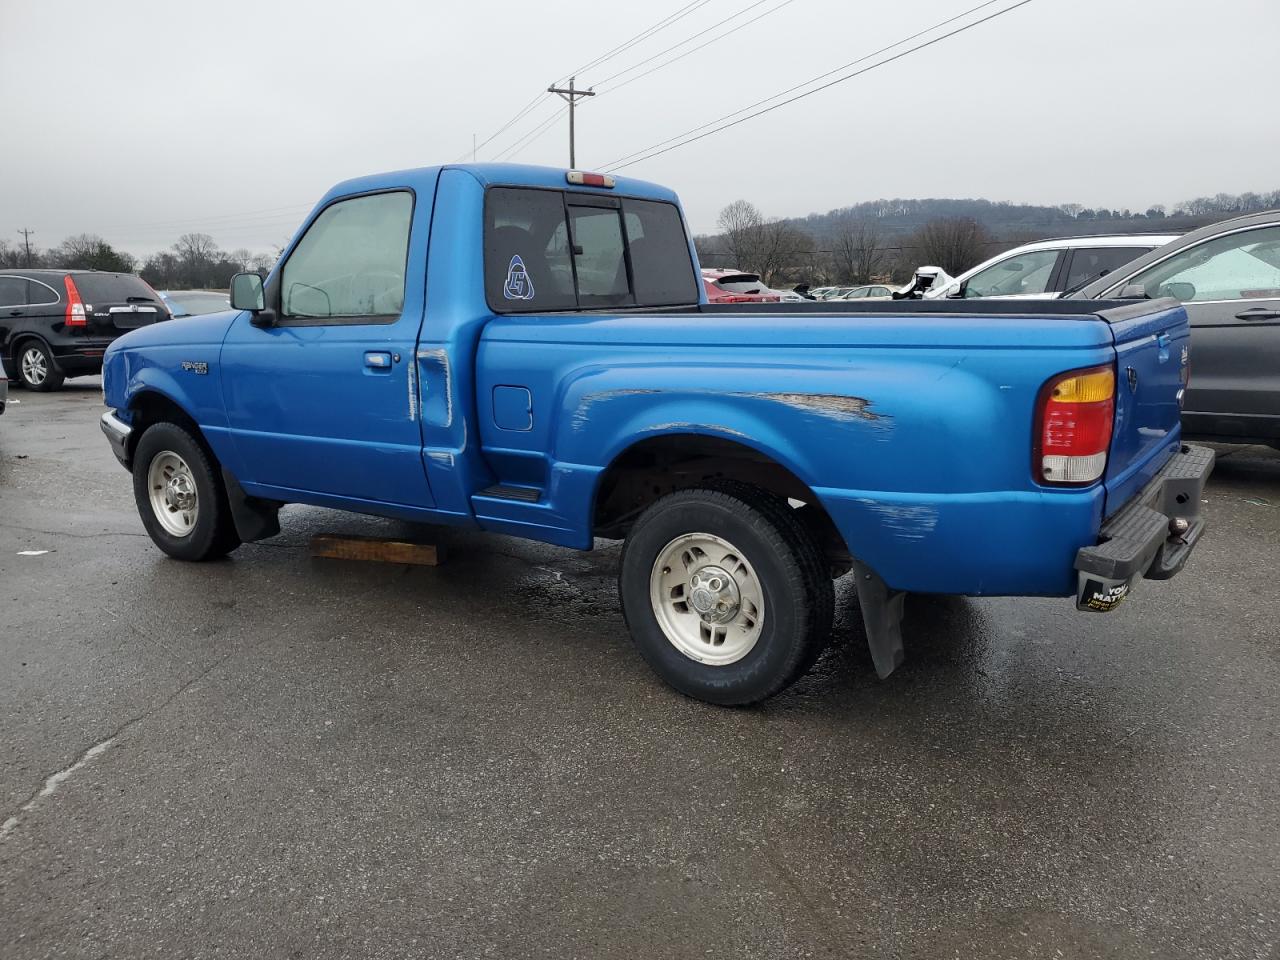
[72,273,168,331]
[1101,299,1190,516]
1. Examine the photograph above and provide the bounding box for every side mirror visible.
[230,272,277,327]
[230,272,265,311]
[947,280,967,299]
[1116,283,1147,299]
[1162,281,1196,302]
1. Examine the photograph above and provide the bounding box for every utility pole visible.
[17,228,35,266]
[547,77,595,168]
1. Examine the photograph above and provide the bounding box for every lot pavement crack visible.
[0,633,254,843]
[0,737,118,842]
[0,520,148,541]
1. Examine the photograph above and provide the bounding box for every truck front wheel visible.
[132,422,242,561]
[619,484,833,705]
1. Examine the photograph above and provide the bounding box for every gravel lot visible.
[2,379,1277,959]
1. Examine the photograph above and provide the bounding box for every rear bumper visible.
[100,410,133,470]
[1073,443,1214,610]
[52,339,114,375]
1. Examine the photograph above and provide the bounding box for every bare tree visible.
[173,232,219,266]
[908,217,994,277]
[1059,203,1084,219]
[716,199,765,271]
[48,233,135,272]
[753,220,814,286]
[831,219,886,283]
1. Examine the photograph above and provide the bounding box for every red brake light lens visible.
[63,275,88,327]
[1034,365,1115,485]
[566,170,615,188]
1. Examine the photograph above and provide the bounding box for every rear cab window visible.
[484,187,698,313]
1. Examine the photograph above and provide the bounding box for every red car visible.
[702,269,780,303]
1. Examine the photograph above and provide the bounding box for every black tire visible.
[132,422,242,561]
[619,483,834,705]
[14,339,64,391]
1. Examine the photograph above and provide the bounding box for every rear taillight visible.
[1034,364,1115,485]
[64,276,87,327]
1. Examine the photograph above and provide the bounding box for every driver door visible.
[221,187,436,508]
[1120,224,1280,443]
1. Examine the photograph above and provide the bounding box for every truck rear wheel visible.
[132,422,241,561]
[619,484,833,705]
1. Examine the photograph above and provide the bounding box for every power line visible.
[603,0,1018,170]
[560,0,716,83]
[457,90,550,163]
[590,0,783,91]
[588,0,788,96]
[493,105,570,162]
[461,0,714,164]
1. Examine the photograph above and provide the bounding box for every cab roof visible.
[321,162,680,207]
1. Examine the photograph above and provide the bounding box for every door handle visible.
[7,309,20,317]
[1235,307,1280,321]
[364,351,393,369]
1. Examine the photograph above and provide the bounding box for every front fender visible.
[110,343,239,473]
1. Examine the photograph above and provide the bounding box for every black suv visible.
[0,269,170,391]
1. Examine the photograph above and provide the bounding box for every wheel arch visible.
[126,388,207,462]
[9,331,55,374]
[591,431,852,572]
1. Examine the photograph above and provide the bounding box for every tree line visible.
[0,232,279,290]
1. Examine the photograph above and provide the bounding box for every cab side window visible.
[281,191,413,322]
[964,249,1059,297]
[1064,247,1149,292]
[0,277,27,307]
[1129,226,1280,302]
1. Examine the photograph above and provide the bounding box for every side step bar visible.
[476,484,542,504]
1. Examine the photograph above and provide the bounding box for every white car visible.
[925,233,1180,300]
[837,283,897,300]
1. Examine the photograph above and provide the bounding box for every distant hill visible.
[787,195,1268,244]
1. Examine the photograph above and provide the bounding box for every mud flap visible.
[850,560,906,678]
[221,468,281,542]
[1076,572,1133,612]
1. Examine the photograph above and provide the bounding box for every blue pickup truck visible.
[99,163,1213,704]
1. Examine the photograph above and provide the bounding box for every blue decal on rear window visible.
[503,254,535,301]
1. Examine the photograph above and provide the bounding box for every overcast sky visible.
[2,0,1275,259]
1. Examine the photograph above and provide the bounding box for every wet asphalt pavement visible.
[1,379,1277,959]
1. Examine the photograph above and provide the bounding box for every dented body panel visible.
[101,162,1193,599]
